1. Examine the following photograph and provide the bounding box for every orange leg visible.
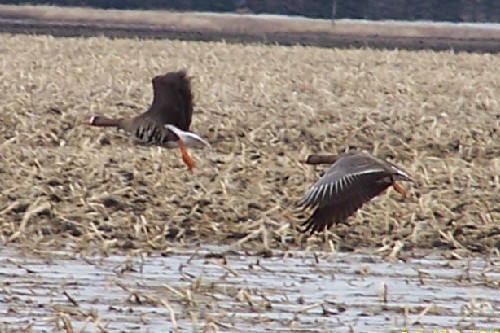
[177,139,195,173]
[392,181,407,197]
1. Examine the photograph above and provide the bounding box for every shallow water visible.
[0,246,498,333]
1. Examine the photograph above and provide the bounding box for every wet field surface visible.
[0,246,498,332]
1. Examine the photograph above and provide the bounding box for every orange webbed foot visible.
[392,181,407,197]
[178,139,195,173]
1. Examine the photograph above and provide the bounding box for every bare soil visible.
[0,4,499,53]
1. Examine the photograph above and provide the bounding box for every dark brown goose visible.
[297,151,413,234]
[83,70,210,172]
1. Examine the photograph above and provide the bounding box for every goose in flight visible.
[297,151,413,234]
[84,70,210,172]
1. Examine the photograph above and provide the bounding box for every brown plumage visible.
[83,70,208,172]
[297,151,413,234]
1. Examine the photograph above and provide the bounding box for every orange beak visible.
[177,139,195,173]
[392,181,407,197]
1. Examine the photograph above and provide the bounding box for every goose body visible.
[83,70,209,172]
[298,151,413,234]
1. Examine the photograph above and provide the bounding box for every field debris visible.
[0,34,499,256]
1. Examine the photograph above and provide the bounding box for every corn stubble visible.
[0,34,499,255]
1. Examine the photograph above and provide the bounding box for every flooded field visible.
[0,246,498,332]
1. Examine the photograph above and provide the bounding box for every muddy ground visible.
[0,19,499,53]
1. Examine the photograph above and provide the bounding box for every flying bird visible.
[297,151,413,234]
[83,70,210,172]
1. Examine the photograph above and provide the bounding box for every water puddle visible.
[0,246,498,332]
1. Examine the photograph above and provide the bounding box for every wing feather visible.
[145,70,193,131]
[298,155,394,234]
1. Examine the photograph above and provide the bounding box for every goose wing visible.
[298,153,394,234]
[145,70,193,131]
